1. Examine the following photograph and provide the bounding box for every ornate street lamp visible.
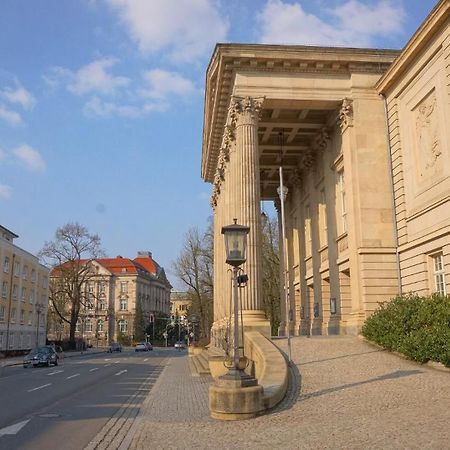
[221,219,250,374]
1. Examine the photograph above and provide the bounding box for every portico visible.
[202,44,402,342]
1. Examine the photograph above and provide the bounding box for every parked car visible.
[135,342,148,352]
[23,346,59,368]
[174,341,186,349]
[108,342,122,353]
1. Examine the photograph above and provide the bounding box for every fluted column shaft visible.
[230,97,263,311]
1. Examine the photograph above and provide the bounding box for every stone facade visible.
[201,0,450,339]
[48,252,172,346]
[0,225,50,351]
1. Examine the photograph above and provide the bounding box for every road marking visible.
[114,360,121,364]
[115,370,127,376]
[28,383,52,392]
[0,419,30,437]
[104,358,111,361]
[89,368,99,372]
[47,370,64,376]
[105,363,111,367]
[144,358,148,362]
[66,373,80,379]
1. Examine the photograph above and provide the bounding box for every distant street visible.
[0,348,167,450]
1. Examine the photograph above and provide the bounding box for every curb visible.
[1,349,107,368]
[359,335,450,374]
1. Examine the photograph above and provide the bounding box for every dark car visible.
[23,346,59,368]
[108,342,122,353]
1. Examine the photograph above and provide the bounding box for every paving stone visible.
[113,337,450,449]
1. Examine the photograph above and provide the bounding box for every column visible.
[228,96,270,335]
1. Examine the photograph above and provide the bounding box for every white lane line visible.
[0,419,30,437]
[47,370,64,376]
[114,360,121,364]
[104,358,111,361]
[89,368,99,372]
[66,373,80,379]
[144,358,148,362]
[28,383,52,392]
[105,363,111,367]
[115,370,127,376]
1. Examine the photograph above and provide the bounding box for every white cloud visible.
[140,69,198,100]
[105,0,228,61]
[257,0,405,47]
[46,58,129,96]
[0,105,22,125]
[13,144,46,172]
[0,184,12,199]
[84,96,168,118]
[0,83,35,110]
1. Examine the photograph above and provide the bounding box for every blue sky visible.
[0,0,438,285]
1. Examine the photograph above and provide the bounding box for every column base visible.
[241,310,271,338]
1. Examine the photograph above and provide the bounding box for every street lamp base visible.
[209,368,264,420]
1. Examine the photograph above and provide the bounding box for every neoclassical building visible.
[48,251,172,346]
[202,0,450,341]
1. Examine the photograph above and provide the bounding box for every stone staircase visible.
[189,346,226,377]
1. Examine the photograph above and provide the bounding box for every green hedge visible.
[361,293,450,368]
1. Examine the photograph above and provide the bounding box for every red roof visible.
[51,254,163,279]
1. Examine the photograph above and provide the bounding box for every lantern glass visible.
[222,222,250,267]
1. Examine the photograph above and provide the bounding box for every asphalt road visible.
[0,348,167,450]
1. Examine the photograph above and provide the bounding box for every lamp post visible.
[221,219,250,373]
[278,132,292,362]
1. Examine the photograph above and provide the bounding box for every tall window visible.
[31,268,36,282]
[22,265,28,279]
[14,261,20,277]
[20,309,25,324]
[11,307,16,323]
[1,281,7,298]
[12,284,18,299]
[120,299,127,311]
[432,253,446,295]
[338,171,347,234]
[97,319,104,332]
[21,287,26,302]
[0,305,5,321]
[98,300,105,311]
[3,256,10,273]
[120,282,128,294]
[305,205,312,258]
[118,320,127,332]
[85,318,92,332]
[319,189,328,248]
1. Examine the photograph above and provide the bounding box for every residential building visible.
[0,225,50,352]
[201,0,450,343]
[48,251,172,346]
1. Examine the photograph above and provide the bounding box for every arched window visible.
[97,319,104,332]
[120,299,127,311]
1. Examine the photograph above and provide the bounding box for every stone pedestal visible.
[209,369,264,420]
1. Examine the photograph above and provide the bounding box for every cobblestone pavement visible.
[123,337,450,450]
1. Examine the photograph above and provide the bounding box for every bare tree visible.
[261,214,281,335]
[40,223,104,348]
[173,223,213,340]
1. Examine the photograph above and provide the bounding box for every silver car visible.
[23,346,59,368]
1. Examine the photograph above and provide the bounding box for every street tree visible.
[40,222,104,348]
[173,223,213,341]
[261,214,281,335]
[133,299,146,342]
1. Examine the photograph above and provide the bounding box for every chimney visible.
[137,251,152,258]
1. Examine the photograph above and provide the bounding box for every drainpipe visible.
[5,253,16,353]
[381,93,402,296]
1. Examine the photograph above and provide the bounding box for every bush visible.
[362,293,450,368]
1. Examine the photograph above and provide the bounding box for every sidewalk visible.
[90,337,450,450]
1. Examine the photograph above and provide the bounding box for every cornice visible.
[202,44,400,183]
[377,0,450,94]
